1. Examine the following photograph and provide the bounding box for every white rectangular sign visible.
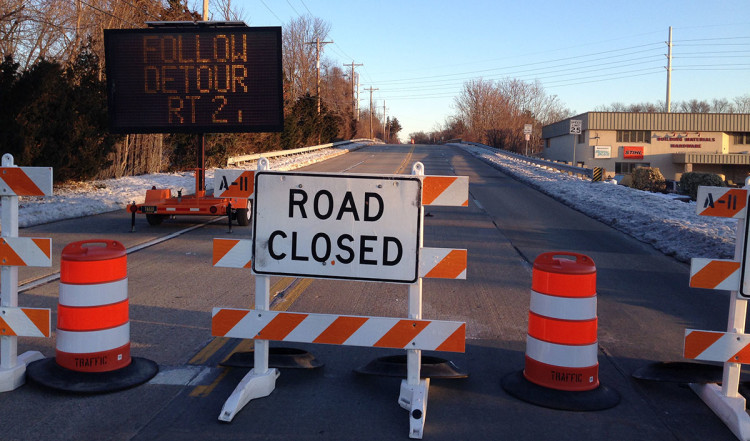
[523,124,532,135]
[570,119,582,135]
[252,171,422,283]
[594,145,611,159]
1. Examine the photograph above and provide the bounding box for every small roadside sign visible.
[523,124,532,135]
[696,187,747,218]
[569,119,582,135]
[252,171,422,283]
[214,170,255,198]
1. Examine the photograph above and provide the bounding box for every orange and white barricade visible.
[502,252,619,410]
[26,240,157,393]
[672,183,750,440]
[210,159,469,438]
[0,153,52,392]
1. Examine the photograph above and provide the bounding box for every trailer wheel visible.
[146,214,166,226]
[236,208,251,226]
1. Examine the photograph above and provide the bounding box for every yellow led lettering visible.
[168,96,184,123]
[233,65,248,92]
[214,35,229,62]
[144,66,159,93]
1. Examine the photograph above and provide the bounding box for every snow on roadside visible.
[11,146,353,228]
[455,144,736,262]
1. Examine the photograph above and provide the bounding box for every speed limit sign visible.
[570,119,582,135]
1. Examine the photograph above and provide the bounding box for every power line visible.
[372,44,665,85]
[259,0,283,24]
[76,0,139,26]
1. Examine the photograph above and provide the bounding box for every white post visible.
[218,157,279,422]
[398,162,430,439]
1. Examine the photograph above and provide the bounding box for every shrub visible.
[679,172,725,200]
[630,167,667,193]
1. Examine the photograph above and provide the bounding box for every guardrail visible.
[227,139,379,166]
[458,141,595,179]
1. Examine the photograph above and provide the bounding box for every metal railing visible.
[227,139,379,166]
[457,142,595,179]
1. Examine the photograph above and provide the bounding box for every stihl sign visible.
[252,172,421,283]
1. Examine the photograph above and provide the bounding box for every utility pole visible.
[344,61,363,120]
[355,74,360,120]
[305,38,333,114]
[383,100,387,143]
[665,26,673,113]
[364,87,378,139]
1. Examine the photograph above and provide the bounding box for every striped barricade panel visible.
[690,258,740,291]
[212,308,466,352]
[0,166,53,196]
[213,238,252,268]
[421,176,468,207]
[214,170,255,199]
[419,248,467,279]
[0,307,51,337]
[684,329,750,363]
[0,237,52,267]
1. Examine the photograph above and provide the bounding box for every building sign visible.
[104,26,283,134]
[623,146,644,159]
[656,134,716,149]
[594,145,611,159]
[252,171,422,283]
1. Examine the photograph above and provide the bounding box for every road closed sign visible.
[252,171,422,283]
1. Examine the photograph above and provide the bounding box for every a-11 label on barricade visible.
[252,171,421,283]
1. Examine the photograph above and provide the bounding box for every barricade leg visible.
[690,383,750,441]
[0,336,44,392]
[219,365,280,422]
[399,377,429,439]
[218,274,279,422]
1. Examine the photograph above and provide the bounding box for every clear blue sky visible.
[215,0,750,141]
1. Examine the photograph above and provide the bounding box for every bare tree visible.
[735,94,750,113]
[283,14,331,102]
[711,98,733,113]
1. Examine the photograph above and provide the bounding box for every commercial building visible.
[541,112,750,184]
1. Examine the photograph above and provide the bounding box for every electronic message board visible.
[104,26,283,134]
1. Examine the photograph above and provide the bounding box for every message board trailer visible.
[105,23,283,227]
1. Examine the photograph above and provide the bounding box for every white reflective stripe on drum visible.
[525,335,598,368]
[56,323,130,353]
[59,279,128,307]
[529,290,596,321]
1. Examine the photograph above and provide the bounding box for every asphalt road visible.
[0,144,740,440]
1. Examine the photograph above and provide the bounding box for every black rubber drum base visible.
[26,357,158,394]
[221,347,323,369]
[631,361,750,383]
[355,355,467,379]
[502,370,620,411]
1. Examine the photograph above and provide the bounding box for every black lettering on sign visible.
[268,230,287,260]
[289,189,308,218]
[364,192,384,221]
